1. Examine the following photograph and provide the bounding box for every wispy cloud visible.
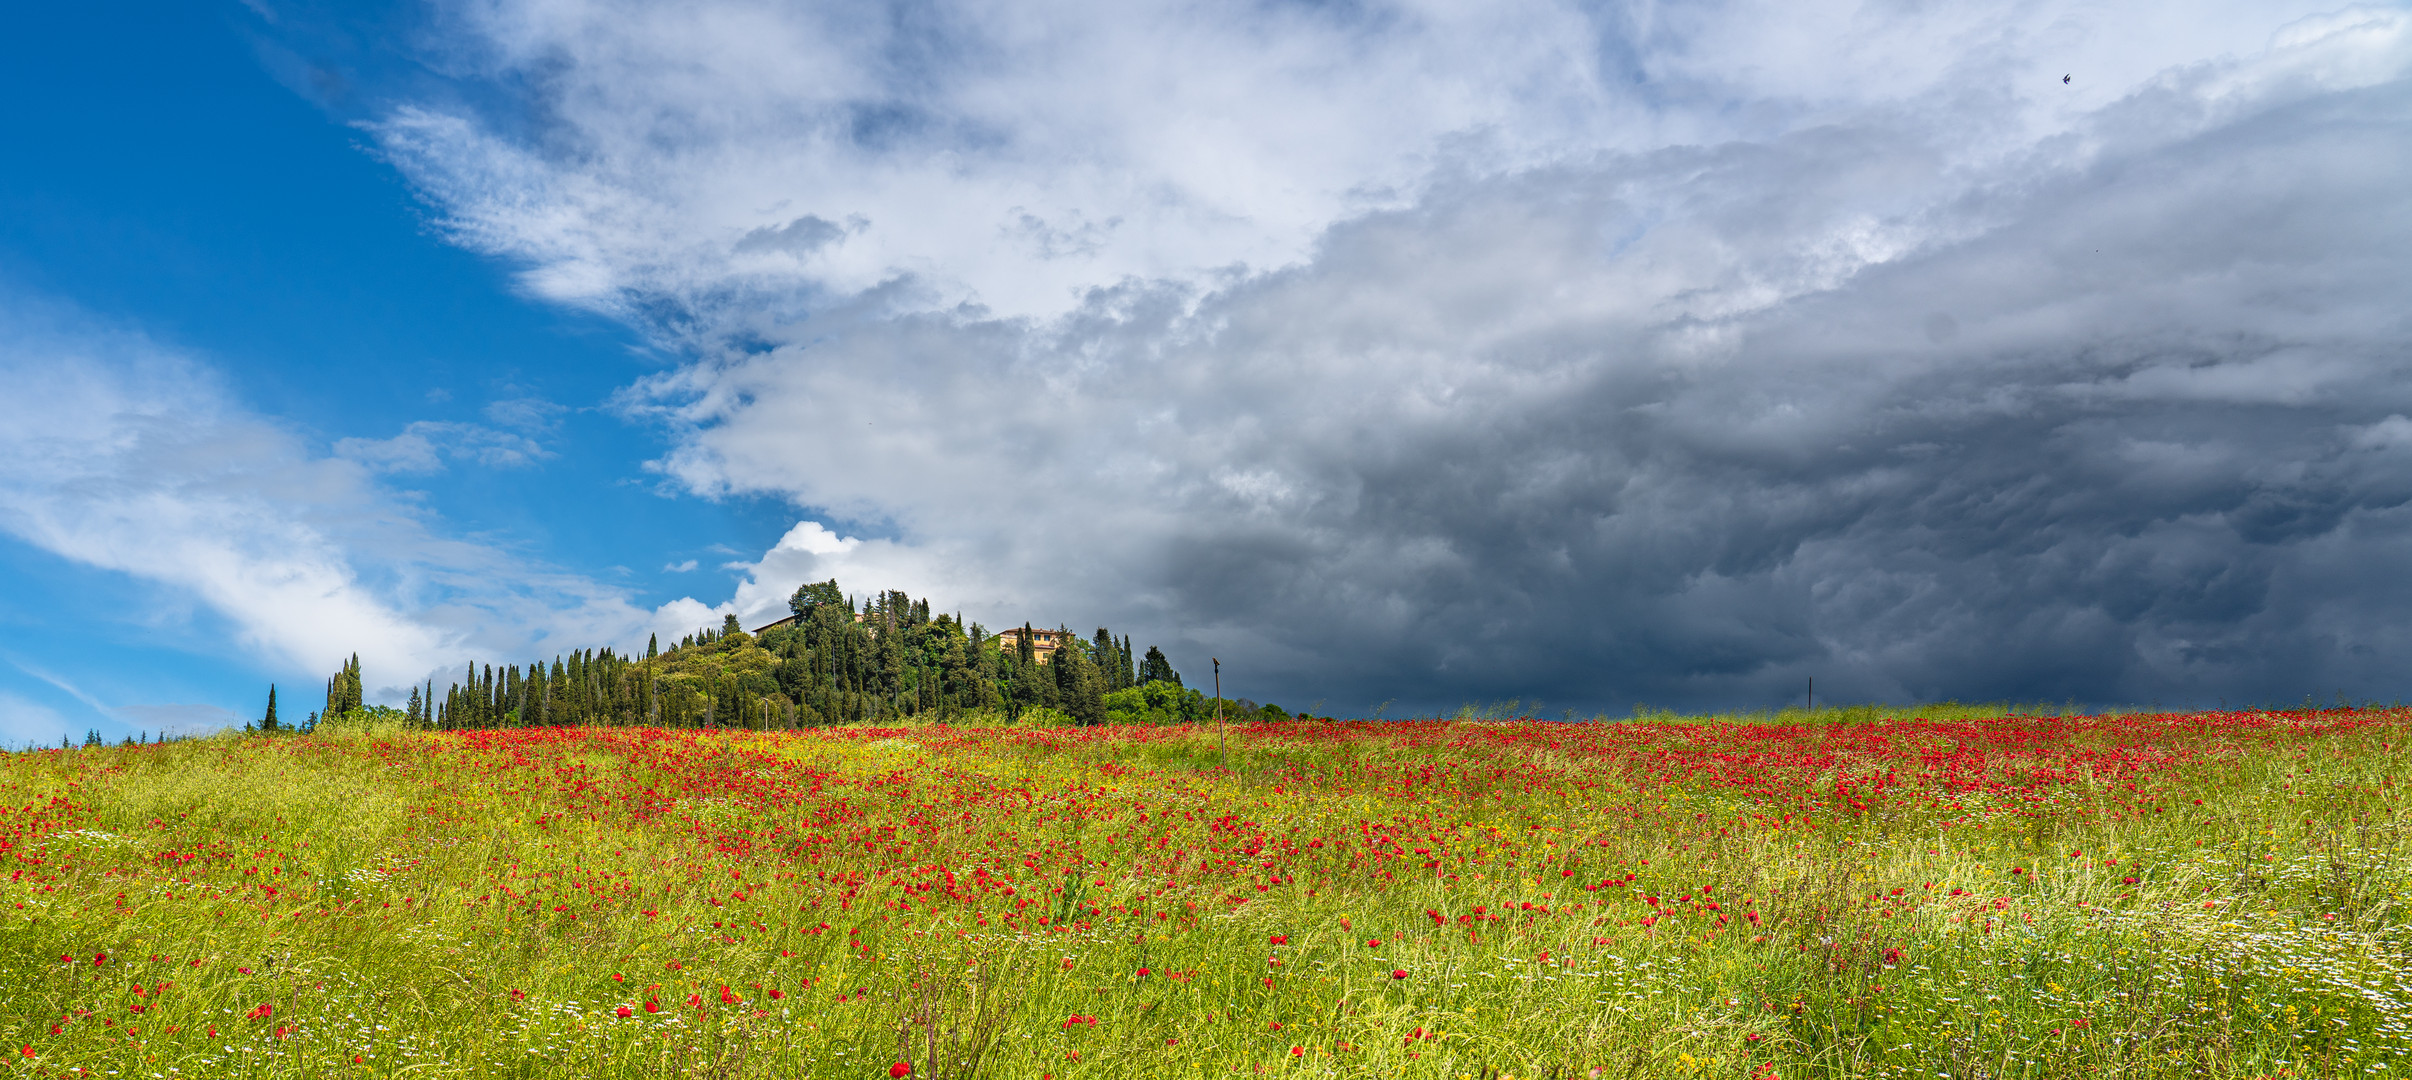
[0,650,113,715]
[334,395,567,474]
[335,419,553,473]
[0,295,665,699]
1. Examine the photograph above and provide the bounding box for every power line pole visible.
[1214,658,1225,772]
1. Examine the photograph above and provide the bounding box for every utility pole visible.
[1214,658,1225,772]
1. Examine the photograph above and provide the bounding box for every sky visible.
[2,0,2408,741]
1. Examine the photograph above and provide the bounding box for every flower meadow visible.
[2,709,2408,1079]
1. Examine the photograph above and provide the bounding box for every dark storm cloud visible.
[657,65,2412,714]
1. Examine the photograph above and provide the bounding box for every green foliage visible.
[1103,681,1206,724]
[314,704,411,735]
[788,578,845,616]
[1138,644,1181,686]
[1052,638,1108,726]
[324,653,364,718]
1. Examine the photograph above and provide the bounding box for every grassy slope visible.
[2,710,2408,1079]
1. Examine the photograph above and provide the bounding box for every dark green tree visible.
[1091,629,1122,690]
[324,653,364,718]
[262,685,280,731]
[1139,645,1181,687]
[1053,635,1108,726]
[790,579,846,617]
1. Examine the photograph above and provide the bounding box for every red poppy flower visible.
[889,1063,912,1078]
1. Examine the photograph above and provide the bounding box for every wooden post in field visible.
[1214,658,1224,772]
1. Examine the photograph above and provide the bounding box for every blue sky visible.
[0,0,805,743]
[4,0,2410,741]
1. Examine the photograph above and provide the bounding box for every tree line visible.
[289,579,1292,733]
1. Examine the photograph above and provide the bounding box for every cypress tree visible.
[1055,640,1107,726]
[1139,646,1180,687]
[323,654,364,718]
[262,685,279,731]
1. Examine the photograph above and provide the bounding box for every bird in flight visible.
[2062,74,2072,84]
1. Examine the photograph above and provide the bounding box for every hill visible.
[295,580,1291,734]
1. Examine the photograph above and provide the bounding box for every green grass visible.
[3,708,2407,1078]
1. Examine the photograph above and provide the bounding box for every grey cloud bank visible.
[370,0,2411,712]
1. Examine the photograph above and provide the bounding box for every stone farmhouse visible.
[992,626,1072,664]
